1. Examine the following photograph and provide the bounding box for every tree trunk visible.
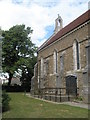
[8,72,13,86]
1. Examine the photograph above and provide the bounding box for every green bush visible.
[77,96,83,101]
[2,91,11,112]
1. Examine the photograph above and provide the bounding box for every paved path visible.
[26,94,89,109]
[61,101,89,109]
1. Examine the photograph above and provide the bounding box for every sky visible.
[0,0,89,47]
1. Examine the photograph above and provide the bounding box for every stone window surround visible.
[41,57,44,78]
[60,51,65,71]
[43,58,49,76]
[53,49,58,74]
[73,39,81,71]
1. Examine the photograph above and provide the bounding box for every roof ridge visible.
[38,9,90,51]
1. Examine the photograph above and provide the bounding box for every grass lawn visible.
[2,93,89,118]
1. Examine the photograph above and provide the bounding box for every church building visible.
[31,10,90,103]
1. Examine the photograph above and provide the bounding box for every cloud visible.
[0,0,89,47]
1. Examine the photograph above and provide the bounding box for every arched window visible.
[44,58,49,75]
[41,57,44,78]
[54,50,58,73]
[40,57,44,88]
[73,40,80,70]
[76,40,80,69]
[60,54,64,71]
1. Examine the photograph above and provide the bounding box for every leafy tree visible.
[2,24,37,86]
[20,56,37,91]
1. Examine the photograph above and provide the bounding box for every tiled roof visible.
[38,10,90,51]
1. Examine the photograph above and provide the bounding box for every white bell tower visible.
[54,14,63,34]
